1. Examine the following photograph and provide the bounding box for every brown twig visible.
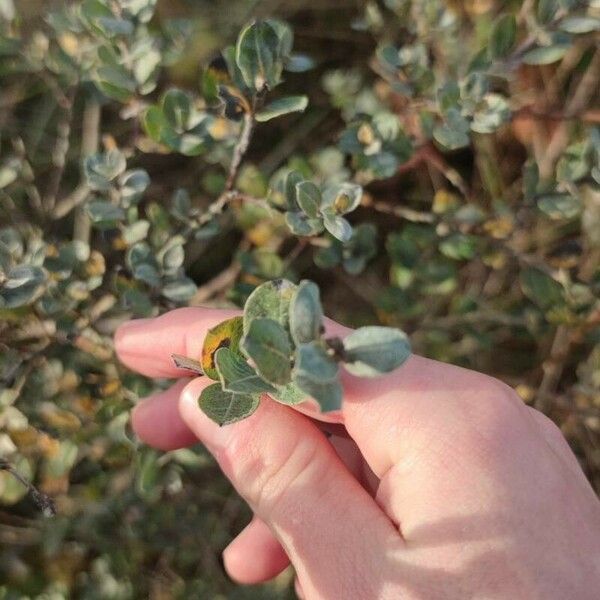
[73,98,101,244]
[0,459,56,517]
[535,325,572,413]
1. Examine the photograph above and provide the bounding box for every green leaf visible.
[198,383,259,426]
[293,342,342,412]
[243,279,297,333]
[522,45,569,65]
[242,317,292,385]
[285,211,324,236]
[162,89,191,131]
[84,150,127,191]
[289,280,323,345]
[559,17,600,34]
[343,326,411,377]
[215,347,276,394]
[271,381,306,405]
[439,234,478,260]
[471,94,511,134]
[520,267,565,310]
[201,316,244,380]
[255,95,308,122]
[235,20,282,90]
[143,106,167,142]
[295,180,321,218]
[0,265,46,308]
[490,14,517,59]
[323,213,352,242]
[284,170,304,210]
[286,53,315,72]
[87,201,126,227]
[161,277,197,302]
[537,194,581,220]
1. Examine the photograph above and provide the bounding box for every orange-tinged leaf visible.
[201,316,244,380]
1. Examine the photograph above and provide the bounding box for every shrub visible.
[0,0,599,596]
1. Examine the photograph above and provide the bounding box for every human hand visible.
[115,307,600,599]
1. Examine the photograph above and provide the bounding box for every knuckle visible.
[223,427,325,515]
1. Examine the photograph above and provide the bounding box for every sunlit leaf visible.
[199,383,260,426]
[201,316,244,380]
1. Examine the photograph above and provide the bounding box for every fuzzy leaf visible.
[235,20,281,90]
[285,211,324,236]
[201,316,244,380]
[343,326,411,377]
[198,383,259,426]
[242,317,292,384]
[289,280,323,344]
[243,279,297,333]
[215,347,276,394]
[272,381,307,405]
[293,342,342,412]
[295,180,321,218]
[255,95,308,122]
[520,267,565,310]
[323,213,352,242]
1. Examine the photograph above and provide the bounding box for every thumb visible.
[179,378,399,598]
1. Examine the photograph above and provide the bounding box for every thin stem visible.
[0,460,56,517]
[225,112,254,192]
[73,98,101,244]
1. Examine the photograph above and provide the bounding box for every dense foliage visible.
[1,0,599,596]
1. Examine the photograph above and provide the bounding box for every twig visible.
[74,98,101,244]
[43,87,75,213]
[363,194,435,223]
[52,183,90,219]
[225,112,254,191]
[0,459,56,517]
[535,325,572,413]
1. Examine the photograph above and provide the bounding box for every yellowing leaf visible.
[201,316,244,380]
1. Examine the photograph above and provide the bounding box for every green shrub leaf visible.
[242,317,292,384]
[215,347,276,394]
[289,280,323,344]
[243,279,297,333]
[255,95,308,122]
[343,326,411,377]
[293,342,342,411]
[199,383,260,426]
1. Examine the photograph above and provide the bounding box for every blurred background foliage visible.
[1,0,599,597]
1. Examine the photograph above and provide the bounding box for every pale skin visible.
[115,307,600,600]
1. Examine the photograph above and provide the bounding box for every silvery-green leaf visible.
[198,383,259,426]
[323,213,352,242]
[286,53,315,72]
[87,201,126,228]
[343,326,411,377]
[522,44,569,65]
[161,277,197,302]
[162,88,192,132]
[84,150,127,191]
[285,211,324,236]
[537,194,581,220]
[295,180,321,218]
[235,20,281,90]
[285,170,304,210]
[471,94,511,134]
[289,280,323,344]
[255,95,308,122]
[243,279,297,333]
[272,381,306,405]
[215,347,276,394]
[0,265,46,308]
[559,17,600,34]
[242,317,292,384]
[119,169,150,206]
[293,342,342,412]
